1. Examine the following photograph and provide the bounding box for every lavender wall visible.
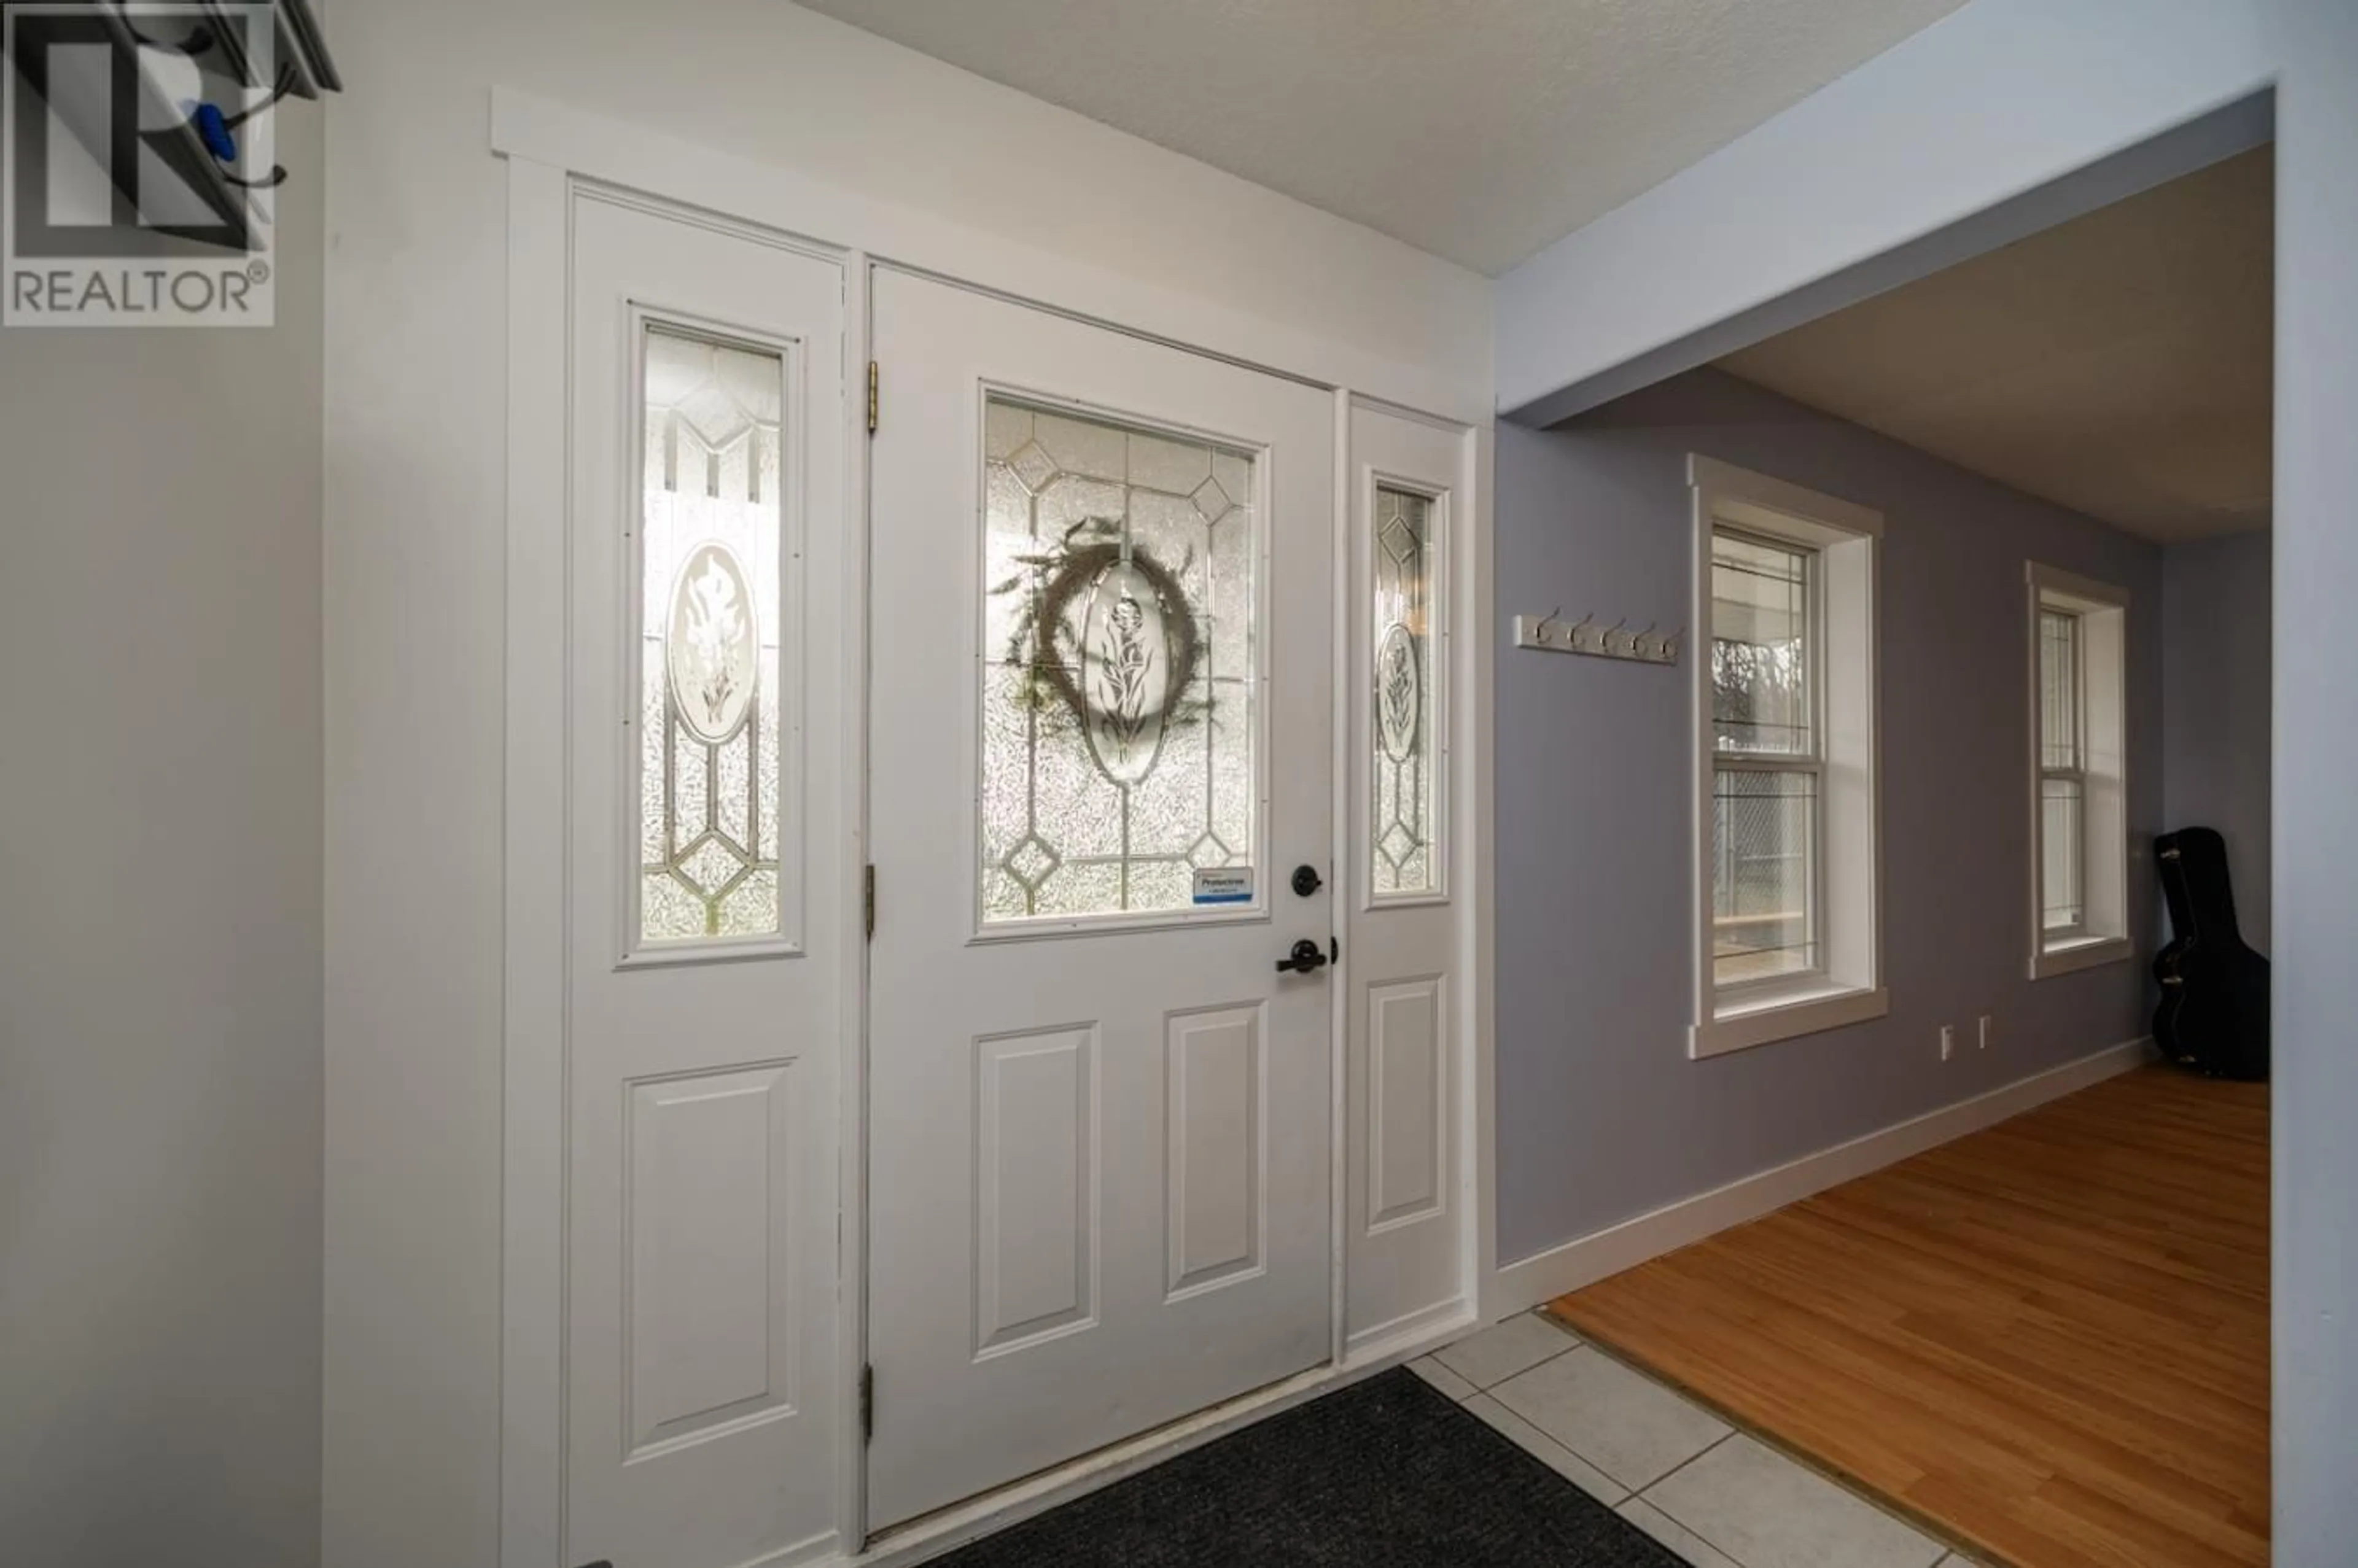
[1484,4,2358,1543]
[2161,532,2272,953]
[1494,368,2163,1263]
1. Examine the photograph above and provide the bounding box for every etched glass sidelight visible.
[1371,486,1437,897]
[980,395,1257,923]
[637,325,787,945]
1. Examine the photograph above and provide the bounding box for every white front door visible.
[564,194,846,1568]
[865,270,1337,1529]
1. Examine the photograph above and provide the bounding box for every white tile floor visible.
[1411,1312,1979,1568]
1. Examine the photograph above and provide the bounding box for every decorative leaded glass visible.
[1710,532,1813,756]
[2039,610,2081,772]
[1711,767,1819,984]
[1372,486,1437,897]
[981,395,1257,923]
[637,325,786,944]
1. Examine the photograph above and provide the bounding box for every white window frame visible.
[2025,562,2132,979]
[1688,456,1886,1058]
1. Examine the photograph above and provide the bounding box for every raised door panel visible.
[974,1026,1099,1355]
[1165,1003,1266,1298]
[1367,979,1444,1233]
[627,1062,798,1454]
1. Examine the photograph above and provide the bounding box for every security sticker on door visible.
[1191,866,1256,906]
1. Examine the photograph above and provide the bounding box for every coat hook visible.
[1537,605,1563,643]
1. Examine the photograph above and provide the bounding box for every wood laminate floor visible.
[1549,1066,2270,1568]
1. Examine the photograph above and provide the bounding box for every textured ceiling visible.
[793,0,1971,275]
[1718,149,2273,545]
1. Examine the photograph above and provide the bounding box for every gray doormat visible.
[924,1367,1689,1567]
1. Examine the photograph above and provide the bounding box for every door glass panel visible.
[637,325,787,945]
[981,394,1258,924]
[1371,485,1437,898]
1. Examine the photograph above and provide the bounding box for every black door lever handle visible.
[1275,937,1335,974]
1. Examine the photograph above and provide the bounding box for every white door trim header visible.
[489,88,1491,429]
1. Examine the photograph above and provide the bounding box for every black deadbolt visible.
[1291,864,1323,897]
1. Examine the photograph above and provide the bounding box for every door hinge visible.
[866,360,879,435]
[860,1363,875,1444]
[864,864,876,940]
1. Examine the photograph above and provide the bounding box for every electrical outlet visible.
[1978,1014,1993,1050]
[1940,1024,1955,1062]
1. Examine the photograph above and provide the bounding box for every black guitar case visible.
[2152,827,2270,1081]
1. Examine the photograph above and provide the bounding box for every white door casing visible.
[863,268,1338,1529]
[499,102,1493,1568]
[564,193,846,1568]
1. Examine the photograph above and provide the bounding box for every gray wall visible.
[2160,530,2272,952]
[2271,9,2358,1548]
[1494,368,2162,1263]
[0,115,324,1567]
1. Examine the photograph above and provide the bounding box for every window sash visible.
[1710,523,1826,993]
[1711,527,1820,763]
[2039,608,2084,773]
[1711,757,1825,992]
[2037,599,2089,943]
[2040,769,2087,936]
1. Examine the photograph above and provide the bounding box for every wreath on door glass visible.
[992,516,1210,750]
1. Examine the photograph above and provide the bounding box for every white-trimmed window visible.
[1689,457,1885,1057]
[2026,563,2131,978]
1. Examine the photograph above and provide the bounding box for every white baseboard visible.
[1489,1037,2157,1318]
